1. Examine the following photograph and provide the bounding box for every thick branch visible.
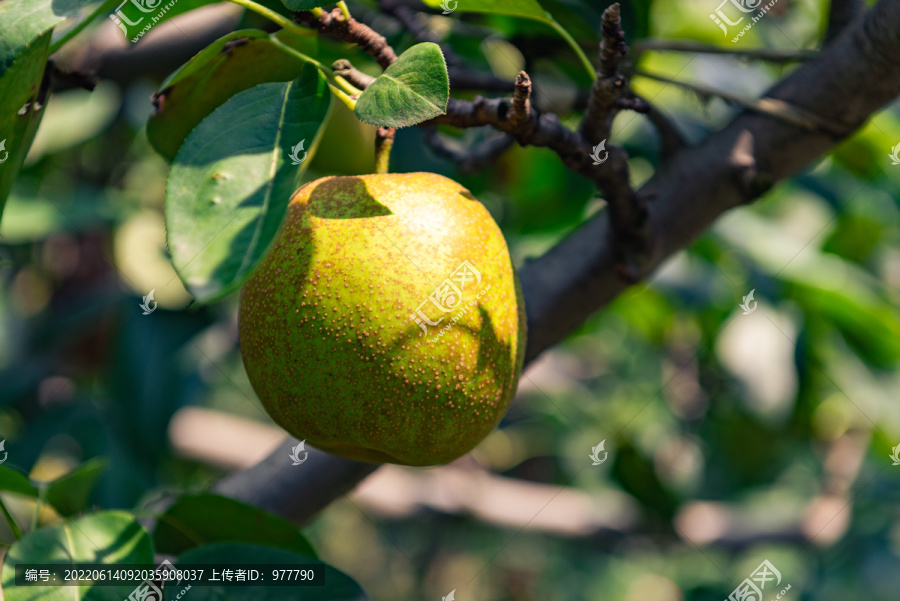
[825,0,866,44]
[217,0,900,525]
[522,0,900,360]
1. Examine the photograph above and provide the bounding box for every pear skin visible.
[239,172,525,466]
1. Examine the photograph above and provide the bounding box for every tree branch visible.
[216,0,900,526]
[631,39,815,63]
[422,127,515,174]
[295,7,397,69]
[825,0,866,44]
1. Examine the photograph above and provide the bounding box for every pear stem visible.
[374,127,395,174]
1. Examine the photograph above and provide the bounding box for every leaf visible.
[44,457,108,517]
[0,31,50,221]
[421,0,551,23]
[0,0,96,73]
[107,0,221,43]
[354,42,449,128]
[0,511,154,601]
[166,64,332,303]
[177,543,368,601]
[148,30,313,161]
[0,465,39,498]
[154,492,318,558]
[281,0,335,10]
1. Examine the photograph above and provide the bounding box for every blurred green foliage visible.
[1,0,900,600]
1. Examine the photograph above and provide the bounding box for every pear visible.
[239,172,525,466]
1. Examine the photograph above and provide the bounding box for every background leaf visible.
[165,64,332,303]
[354,42,449,128]
[154,492,318,558]
[0,465,39,498]
[44,457,108,517]
[147,30,313,161]
[0,0,96,73]
[0,511,153,601]
[177,543,368,601]
[0,31,50,219]
[421,0,550,23]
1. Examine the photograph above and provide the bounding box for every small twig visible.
[506,72,532,130]
[631,39,816,63]
[634,70,850,136]
[579,4,629,147]
[332,59,375,90]
[422,127,515,174]
[599,3,627,78]
[375,127,395,174]
[295,7,397,69]
[631,93,689,161]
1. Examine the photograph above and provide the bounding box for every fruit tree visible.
[1,0,899,599]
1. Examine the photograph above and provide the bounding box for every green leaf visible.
[422,0,550,22]
[0,0,96,73]
[148,30,313,161]
[0,0,116,218]
[354,42,449,128]
[0,511,154,601]
[0,465,39,498]
[0,31,50,220]
[177,543,368,601]
[154,492,318,558]
[281,0,335,10]
[108,0,221,43]
[44,457,108,517]
[166,64,332,303]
